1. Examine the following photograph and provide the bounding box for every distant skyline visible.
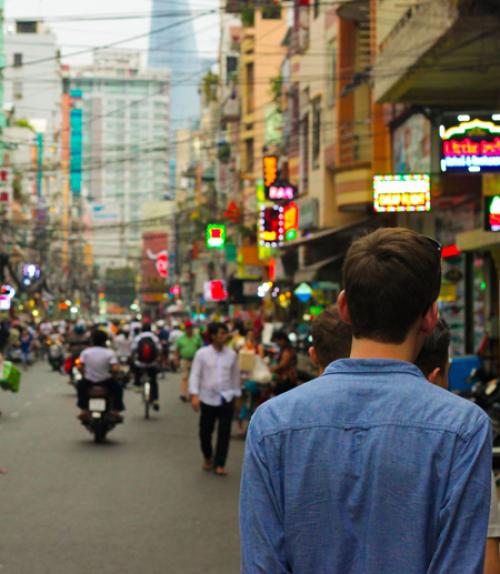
[5,0,219,67]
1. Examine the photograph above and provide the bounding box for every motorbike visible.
[116,356,131,387]
[65,355,83,387]
[80,384,123,443]
[47,339,65,372]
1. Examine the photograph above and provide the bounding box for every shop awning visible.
[456,229,500,252]
[281,218,373,249]
[294,254,343,284]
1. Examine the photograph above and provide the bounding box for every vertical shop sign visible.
[70,89,83,197]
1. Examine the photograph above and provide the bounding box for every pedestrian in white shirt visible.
[189,322,241,476]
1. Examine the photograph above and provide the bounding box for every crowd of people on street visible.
[2,227,500,572]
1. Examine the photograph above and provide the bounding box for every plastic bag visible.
[251,356,272,384]
[0,361,21,393]
[239,349,256,373]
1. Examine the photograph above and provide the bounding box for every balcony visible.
[374,0,500,106]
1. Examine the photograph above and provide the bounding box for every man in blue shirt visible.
[240,227,492,574]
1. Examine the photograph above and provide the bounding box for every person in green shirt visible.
[175,321,203,402]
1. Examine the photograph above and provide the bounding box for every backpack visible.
[137,335,158,364]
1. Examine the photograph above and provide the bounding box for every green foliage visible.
[270,74,283,109]
[202,71,219,103]
[241,6,255,27]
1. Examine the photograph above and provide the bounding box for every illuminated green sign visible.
[206,224,226,249]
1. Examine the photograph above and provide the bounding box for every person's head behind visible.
[74,323,86,336]
[142,322,152,333]
[340,227,441,344]
[273,330,290,348]
[91,329,108,348]
[207,322,229,347]
[414,318,451,389]
[309,310,352,372]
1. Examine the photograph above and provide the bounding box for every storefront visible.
[389,110,500,367]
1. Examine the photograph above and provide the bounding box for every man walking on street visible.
[176,320,203,402]
[189,322,241,476]
[240,227,492,574]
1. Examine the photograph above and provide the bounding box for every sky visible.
[5,0,220,66]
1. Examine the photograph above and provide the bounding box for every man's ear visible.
[337,290,351,324]
[426,367,442,387]
[421,301,438,336]
[308,346,319,366]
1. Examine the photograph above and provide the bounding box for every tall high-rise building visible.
[67,50,170,271]
[148,0,200,128]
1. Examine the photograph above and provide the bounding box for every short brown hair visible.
[311,310,352,370]
[343,227,441,343]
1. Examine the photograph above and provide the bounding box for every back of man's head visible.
[142,322,152,333]
[414,318,451,388]
[343,227,441,344]
[92,329,108,347]
[310,310,352,371]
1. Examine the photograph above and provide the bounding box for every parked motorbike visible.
[80,384,123,443]
[47,339,65,372]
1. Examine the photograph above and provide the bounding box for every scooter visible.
[80,384,123,443]
[48,340,65,372]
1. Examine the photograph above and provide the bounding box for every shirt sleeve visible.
[427,415,492,574]
[188,351,202,396]
[109,351,118,366]
[240,413,291,574]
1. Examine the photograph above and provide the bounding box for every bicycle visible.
[138,368,157,419]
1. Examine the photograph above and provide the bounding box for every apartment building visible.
[67,50,170,271]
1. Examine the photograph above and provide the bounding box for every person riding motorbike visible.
[132,322,161,411]
[77,329,124,421]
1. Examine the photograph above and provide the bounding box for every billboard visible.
[373,174,431,213]
[440,113,500,173]
[141,232,168,304]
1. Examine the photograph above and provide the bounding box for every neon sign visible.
[266,179,298,202]
[203,280,227,302]
[440,114,500,173]
[206,224,226,249]
[485,196,500,232]
[373,174,430,213]
[259,203,299,246]
[263,156,278,189]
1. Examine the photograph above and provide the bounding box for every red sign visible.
[142,232,168,303]
[223,201,241,223]
[204,280,228,302]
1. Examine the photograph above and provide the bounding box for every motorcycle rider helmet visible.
[74,322,86,335]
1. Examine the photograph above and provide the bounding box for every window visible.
[246,63,255,114]
[262,2,282,19]
[13,80,23,100]
[245,138,254,174]
[13,53,23,67]
[312,98,321,169]
[327,40,337,108]
[313,0,320,18]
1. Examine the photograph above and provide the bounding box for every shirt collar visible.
[323,358,424,379]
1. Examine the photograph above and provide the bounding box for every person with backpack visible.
[132,322,161,411]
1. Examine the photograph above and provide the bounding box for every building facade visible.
[67,50,170,271]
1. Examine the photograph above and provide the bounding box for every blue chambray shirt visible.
[240,359,492,574]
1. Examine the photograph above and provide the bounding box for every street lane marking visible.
[24,402,32,407]
[10,412,19,418]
